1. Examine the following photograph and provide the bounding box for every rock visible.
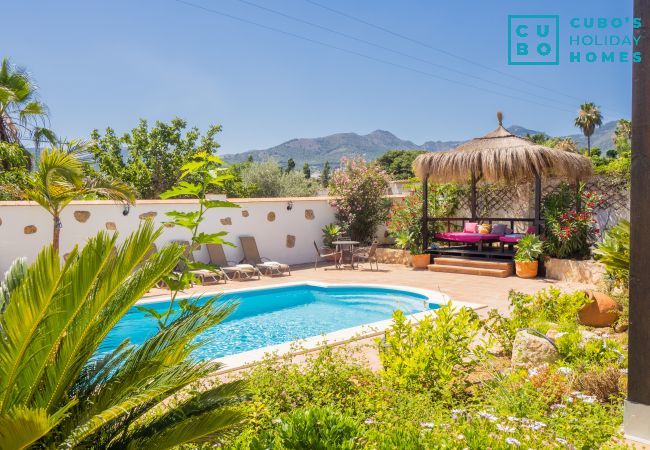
[267,212,276,222]
[24,225,37,234]
[286,235,296,248]
[73,211,91,223]
[220,217,232,226]
[614,321,628,333]
[578,291,620,328]
[241,210,249,218]
[105,222,117,231]
[511,330,559,368]
[139,211,157,220]
[304,209,315,220]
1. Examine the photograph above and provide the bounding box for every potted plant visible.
[394,230,430,269]
[321,223,342,261]
[514,234,544,278]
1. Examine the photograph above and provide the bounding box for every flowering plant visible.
[328,157,391,243]
[543,184,602,259]
[386,182,460,253]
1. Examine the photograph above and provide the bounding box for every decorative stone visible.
[73,211,91,223]
[578,291,620,328]
[267,212,276,222]
[511,330,558,368]
[139,211,157,220]
[304,209,315,220]
[24,225,37,234]
[241,210,249,218]
[105,222,117,231]
[163,222,175,228]
[286,235,296,248]
[220,217,232,226]
[0,218,2,226]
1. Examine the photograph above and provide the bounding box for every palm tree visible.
[10,147,135,252]
[0,222,245,448]
[615,118,631,142]
[0,58,56,149]
[574,102,603,157]
[555,137,578,153]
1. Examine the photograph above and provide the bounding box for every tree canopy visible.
[376,150,425,180]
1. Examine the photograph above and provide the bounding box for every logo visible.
[508,15,560,65]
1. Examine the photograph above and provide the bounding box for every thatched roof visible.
[413,113,593,183]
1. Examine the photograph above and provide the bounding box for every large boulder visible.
[511,330,559,368]
[578,291,620,328]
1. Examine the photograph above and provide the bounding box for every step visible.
[433,257,513,271]
[427,264,511,278]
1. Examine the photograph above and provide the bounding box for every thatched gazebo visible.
[413,112,593,253]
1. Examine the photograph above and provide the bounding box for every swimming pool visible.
[100,283,445,360]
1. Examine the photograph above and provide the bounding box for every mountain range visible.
[223,121,620,168]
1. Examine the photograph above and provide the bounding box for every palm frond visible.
[0,245,64,412]
[0,257,28,314]
[0,404,74,450]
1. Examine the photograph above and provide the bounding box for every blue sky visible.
[5,0,633,154]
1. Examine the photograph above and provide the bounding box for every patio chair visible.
[353,241,379,271]
[313,241,340,269]
[171,240,227,285]
[239,236,291,276]
[207,243,261,280]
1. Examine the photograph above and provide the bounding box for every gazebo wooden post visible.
[624,0,650,442]
[470,172,478,220]
[421,177,429,252]
[533,172,542,230]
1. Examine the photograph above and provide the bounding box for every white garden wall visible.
[0,197,341,274]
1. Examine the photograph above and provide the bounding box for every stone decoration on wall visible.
[73,211,91,223]
[24,225,37,234]
[267,212,276,222]
[304,209,315,220]
[286,235,296,248]
[105,222,117,231]
[241,210,249,217]
[220,217,232,226]
[139,211,158,220]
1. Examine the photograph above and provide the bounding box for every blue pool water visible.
[101,284,439,359]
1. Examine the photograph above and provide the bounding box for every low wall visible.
[0,197,339,273]
[544,258,606,285]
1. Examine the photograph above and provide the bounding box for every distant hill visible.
[223,122,620,168]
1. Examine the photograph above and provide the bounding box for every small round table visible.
[332,240,359,269]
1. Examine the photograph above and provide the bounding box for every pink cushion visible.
[464,222,478,233]
[500,234,524,244]
[436,232,500,243]
[526,225,538,234]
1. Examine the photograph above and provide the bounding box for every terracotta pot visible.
[515,261,538,278]
[578,291,620,327]
[410,253,431,269]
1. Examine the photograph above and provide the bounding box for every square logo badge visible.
[508,15,560,65]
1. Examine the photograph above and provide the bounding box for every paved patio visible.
[145,262,594,315]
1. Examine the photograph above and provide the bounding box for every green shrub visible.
[593,219,630,289]
[266,407,362,450]
[328,157,391,243]
[379,305,488,397]
[484,289,589,355]
[514,234,544,262]
[542,183,601,259]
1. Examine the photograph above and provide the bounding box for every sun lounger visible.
[207,243,261,280]
[239,236,291,276]
[171,240,226,285]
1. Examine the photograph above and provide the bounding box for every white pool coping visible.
[136,281,486,373]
